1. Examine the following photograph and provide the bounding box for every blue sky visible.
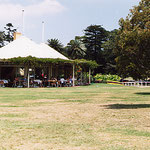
[0,0,140,45]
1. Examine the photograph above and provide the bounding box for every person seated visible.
[43,75,48,87]
[66,77,70,87]
[13,77,19,87]
[50,77,57,87]
[69,76,73,86]
[60,77,65,87]
[23,78,27,87]
[0,80,4,87]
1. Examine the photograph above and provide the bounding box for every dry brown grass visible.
[0,84,150,149]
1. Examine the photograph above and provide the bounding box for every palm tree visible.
[47,38,64,54]
[66,37,86,59]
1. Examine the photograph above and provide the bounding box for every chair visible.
[57,81,61,87]
[51,80,57,87]
[0,81,4,87]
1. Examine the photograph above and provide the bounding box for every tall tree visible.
[0,31,4,47]
[65,36,86,59]
[82,25,108,73]
[4,23,16,43]
[102,29,118,74]
[115,0,150,80]
[47,38,64,54]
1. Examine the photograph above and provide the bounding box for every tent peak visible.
[0,36,69,60]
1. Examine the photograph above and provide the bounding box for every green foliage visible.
[0,31,4,47]
[8,56,98,69]
[94,74,121,82]
[4,23,16,43]
[82,25,108,73]
[115,0,150,80]
[47,38,65,55]
[74,59,98,69]
[65,36,86,59]
[9,56,71,67]
[0,23,16,47]
[102,29,118,74]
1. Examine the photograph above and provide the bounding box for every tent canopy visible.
[0,36,68,60]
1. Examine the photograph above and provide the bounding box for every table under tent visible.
[0,35,96,88]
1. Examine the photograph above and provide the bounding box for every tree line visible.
[0,23,16,47]
[0,0,149,80]
[47,26,117,75]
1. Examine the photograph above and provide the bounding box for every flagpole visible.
[22,10,25,35]
[42,21,45,43]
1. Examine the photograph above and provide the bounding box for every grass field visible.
[0,84,150,150]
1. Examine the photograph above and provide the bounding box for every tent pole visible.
[22,10,25,35]
[81,70,83,85]
[27,67,30,88]
[24,66,28,87]
[51,64,53,78]
[56,65,58,79]
[73,64,75,87]
[0,67,1,79]
[15,67,18,78]
[89,68,91,85]
[34,68,35,80]
[24,66,27,78]
[42,21,45,43]
[48,66,50,80]
[48,66,51,86]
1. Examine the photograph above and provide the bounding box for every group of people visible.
[59,76,73,87]
[12,75,73,88]
[13,77,27,87]
[45,76,73,87]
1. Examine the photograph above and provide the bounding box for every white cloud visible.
[26,0,65,16]
[0,0,65,22]
[0,3,22,21]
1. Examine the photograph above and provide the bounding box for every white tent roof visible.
[39,43,68,60]
[0,36,68,60]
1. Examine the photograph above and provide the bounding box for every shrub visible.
[94,74,121,82]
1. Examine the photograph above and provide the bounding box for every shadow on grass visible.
[106,104,150,109]
[135,92,150,95]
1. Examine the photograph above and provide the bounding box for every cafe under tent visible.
[0,33,98,88]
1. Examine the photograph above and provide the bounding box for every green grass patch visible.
[106,127,150,137]
[0,113,28,118]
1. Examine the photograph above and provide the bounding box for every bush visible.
[94,74,121,82]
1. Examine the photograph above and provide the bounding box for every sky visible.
[0,0,141,46]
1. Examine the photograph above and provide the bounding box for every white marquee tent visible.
[0,36,75,88]
[0,36,68,60]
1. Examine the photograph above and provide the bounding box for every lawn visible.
[0,84,150,150]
